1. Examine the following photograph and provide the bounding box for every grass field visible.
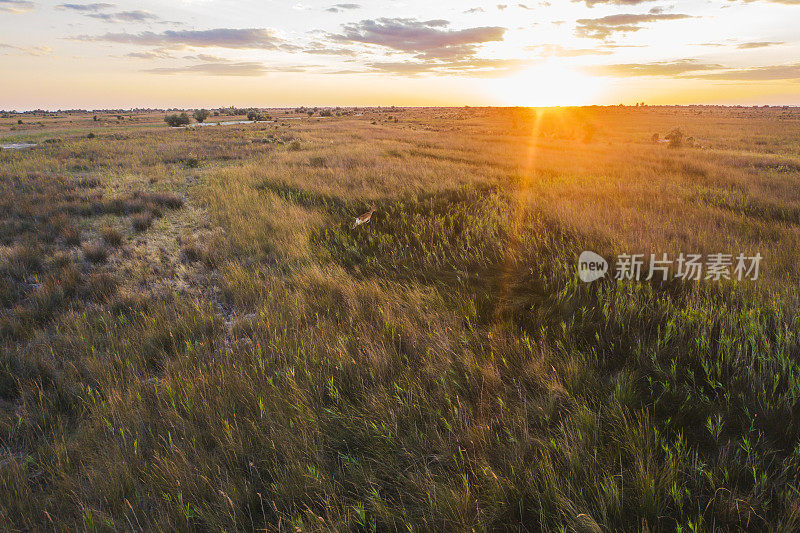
[2,105,800,531]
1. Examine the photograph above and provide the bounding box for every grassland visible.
[1,105,800,531]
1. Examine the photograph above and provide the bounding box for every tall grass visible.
[1,106,800,530]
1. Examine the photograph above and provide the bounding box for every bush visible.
[164,112,191,127]
[87,132,95,139]
[193,109,211,123]
[288,140,301,151]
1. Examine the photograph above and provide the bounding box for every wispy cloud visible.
[0,42,52,55]
[576,13,693,39]
[144,61,269,76]
[688,63,800,81]
[367,57,531,77]
[577,0,659,5]
[57,2,113,11]
[143,55,309,76]
[736,41,784,49]
[726,0,800,5]
[527,43,614,57]
[586,59,722,76]
[326,3,360,12]
[76,28,288,50]
[88,10,159,22]
[0,0,35,13]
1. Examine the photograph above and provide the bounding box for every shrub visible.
[288,140,301,151]
[164,112,191,127]
[87,132,95,139]
[652,133,660,143]
[309,156,326,168]
[132,212,153,232]
[193,109,211,123]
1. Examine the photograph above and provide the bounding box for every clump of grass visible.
[101,226,123,247]
[179,236,205,263]
[82,241,108,263]
[288,140,301,151]
[308,156,326,167]
[82,271,117,302]
[61,225,81,246]
[132,212,153,232]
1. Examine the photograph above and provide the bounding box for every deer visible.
[353,202,377,229]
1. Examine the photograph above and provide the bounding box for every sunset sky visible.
[1,0,798,109]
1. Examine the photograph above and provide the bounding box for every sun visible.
[488,61,606,107]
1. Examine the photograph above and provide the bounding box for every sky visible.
[1,0,799,109]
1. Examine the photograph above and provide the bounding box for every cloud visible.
[367,57,531,77]
[87,10,159,22]
[527,43,613,57]
[575,13,692,38]
[587,60,800,81]
[0,42,52,55]
[0,0,34,13]
[331,18,506,60]
[736,41,784,49]
[125,48,174,59]
[577,0,659,5]
[688,63,800,81]
[57,2,113,11]
[144,61,270,76]
[76,28,287,50]
[586,59,722,76]
[726,0,800,4]
[326,3,360,12]
[303,46,356,56]
[143,54,312,76]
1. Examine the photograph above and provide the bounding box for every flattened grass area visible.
[2,106,800,530]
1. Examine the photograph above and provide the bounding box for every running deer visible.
[353,202,376,229]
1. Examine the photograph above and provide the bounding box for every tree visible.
[193,109,211,123]
[164,112,191,127]
[247,110,267,122]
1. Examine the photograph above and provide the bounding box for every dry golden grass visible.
[1,105,800,530]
